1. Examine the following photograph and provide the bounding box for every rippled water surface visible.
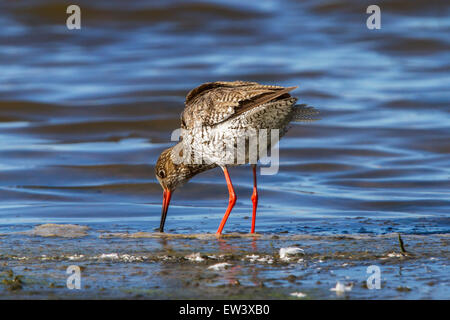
[0,0,449,236]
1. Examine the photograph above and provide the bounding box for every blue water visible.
[0,0,449,235]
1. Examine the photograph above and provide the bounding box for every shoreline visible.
[1,224,448,299]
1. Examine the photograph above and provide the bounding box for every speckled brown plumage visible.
[155,81,318,233]
[180,81,295,129]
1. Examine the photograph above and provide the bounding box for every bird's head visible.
[155,145,193,232]
[155,146,187,192]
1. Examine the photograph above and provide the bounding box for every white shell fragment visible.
[185,252,205,262]
[290,292,307,298]
[207,263,232,271]
[330,281,353,294]
[99,253,119,260]
[279,247,304,261]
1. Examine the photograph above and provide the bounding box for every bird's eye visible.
[158,170,166,179]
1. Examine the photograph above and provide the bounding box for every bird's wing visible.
[180,81,297,129]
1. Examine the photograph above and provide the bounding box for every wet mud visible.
[1,224,448,299]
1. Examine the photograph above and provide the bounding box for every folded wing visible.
[181,81,297,129]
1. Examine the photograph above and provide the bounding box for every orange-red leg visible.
[251,164,258,234]
[216,166,237,235]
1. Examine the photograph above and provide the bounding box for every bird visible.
[155,81,318,235]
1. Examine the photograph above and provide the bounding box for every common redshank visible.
[155,81,318,234]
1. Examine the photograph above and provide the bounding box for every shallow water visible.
[0,0,449,299]
[1,226,449,299]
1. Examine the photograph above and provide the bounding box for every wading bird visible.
[155,81,318,235]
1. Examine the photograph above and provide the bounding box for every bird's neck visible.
[170,142,217,179]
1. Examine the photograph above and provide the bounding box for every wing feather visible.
[181,81,297,129]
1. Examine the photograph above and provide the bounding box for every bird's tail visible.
[292,104,320,122]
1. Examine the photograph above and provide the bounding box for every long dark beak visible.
[159,189,172,232]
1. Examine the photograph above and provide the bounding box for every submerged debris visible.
[245,254,274,264]
[185,252,205,262]
[207,263,232,271]
[1,270,23,291]
[99,253,119,260]
[382,252,404,259]
[398,233,407,253]
[396,286,412,292]
[290,292,307,298]
[68,254,85,261]
[245,254,260,262]
[19,224,89,238]
[279,247,304,261]
[330,281,353,295]
[93,253,146,262]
